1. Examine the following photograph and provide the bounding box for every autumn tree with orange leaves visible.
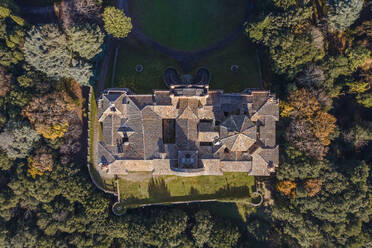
[304,178,322,197]
[277,180,296,198]
[28,147,54,178]
[281,88,337,159]
[22,88,75,141]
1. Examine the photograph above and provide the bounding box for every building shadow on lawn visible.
[189,187,200,197]
[148,178,171,201]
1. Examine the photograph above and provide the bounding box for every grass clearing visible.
[119,172,255,205]
[109,35,261,93]
[196,35,261,92]
[88,89,96,165]
[128,0,248,50]
[106,36,179,94]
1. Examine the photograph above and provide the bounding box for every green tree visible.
[24,24,95,85]
[24,24,70,80]
[246,7,320,79]
[207,219,240,248]
[345,121,372,147]
[345,46,371,71]
[191,210,213,248]
[102,7,132,38]
[68,59,93,86]
[356,92,372,108]
[269,33,324,78]
[66,24,105,60]
[327,0,364,31]
[0,66,11,96]
[0,3,24,67]
[246,218,272,242]
[0,149,12,171]
[272,0,297,9]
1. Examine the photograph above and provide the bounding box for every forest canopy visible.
[0,0,371,247]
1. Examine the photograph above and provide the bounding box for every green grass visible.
[109,35,261,93]
[119,172,255,205]
[129,0,248,50]
[106,37,179,94]
[88,89,96,165]
[195,35,261,92]
[88,89,109,190]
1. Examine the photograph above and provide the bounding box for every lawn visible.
[118,172,255,206]
[109,35,261,93]
[106,36,179,94]
[88,89,96,165]
[195,35,261,92]
[128,0,248,50]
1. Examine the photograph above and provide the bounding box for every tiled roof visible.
[97,87,279,177]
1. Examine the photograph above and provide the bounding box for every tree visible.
[24,24,95,85]
[24,24,70,80]
[277,146,329,181]
[272,0,297,9]
[282,88,337,158]
[304,178,322,197]
[286,118,330,159]
[66,24,105,60]
[277,180,296,197]
[246,217,272,242]
[296,64,325,89]
[273,158,370,247]
[0,66,11,96]
[68,59,94,86]
[269,33,324,78]
[0,4,24,67]
[0,121,40,159]
[344,121,372,148]
[246,7,313,46]
[246,7,322,79]
[327,0,364,31]
[22,90,74,141]
[207,218,240,248]
[356,93,372,108]
[191,210,213,248]
[74,0,102,18]
[27,147,54,178]
[0,149,12,171]
[346,80,370,94]
[102,7,132,38]
[345,46,371,71]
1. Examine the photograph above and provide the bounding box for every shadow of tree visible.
[122,177,253,206]
[189,186,200,196]
[214,185,250,199]
[148,178,171,201]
